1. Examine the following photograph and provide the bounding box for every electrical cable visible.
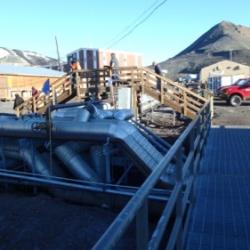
[105,0,162,47]
[106,0,168,49]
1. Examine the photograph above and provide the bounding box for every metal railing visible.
[93,101,211,250]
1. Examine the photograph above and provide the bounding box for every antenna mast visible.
[55,36,62,71]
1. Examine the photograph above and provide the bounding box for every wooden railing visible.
[15,74,71,115]
[77,68,110,98]
[75,66,207,119]
[15,67,208,119]
[140,67,207,118]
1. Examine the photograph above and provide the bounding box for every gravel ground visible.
[0,190,137,250]
[212,99,250,126]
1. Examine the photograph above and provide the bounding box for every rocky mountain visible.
[0,47,58,67]
[160,21,250,80]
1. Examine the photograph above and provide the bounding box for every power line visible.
[107,0,169,49]
[105,0,162,47]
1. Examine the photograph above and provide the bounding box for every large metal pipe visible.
[23,149,70,179]
[0,114,170,183]
[55,144,100,182]
[0,139,70,179]
[0,116,138,141]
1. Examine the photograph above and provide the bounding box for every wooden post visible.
[160,78,164,104]
[131,84,137,118]
[210,95,214,119]
[131,68,135,85]
[32,97,37,113]
[16,108,20,117]
[52,86,56,105]
[183,91,187,116]
[140,69,145,94]
[76,72,81,100]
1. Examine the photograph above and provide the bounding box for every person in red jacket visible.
[31,86,39,99]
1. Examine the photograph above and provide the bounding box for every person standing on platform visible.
[13,93,24,110]
[152,61,162,91]
[109,53,120,80]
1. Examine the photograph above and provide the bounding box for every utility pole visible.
[55,36,62,71]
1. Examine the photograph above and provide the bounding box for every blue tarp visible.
[41,79,50,95]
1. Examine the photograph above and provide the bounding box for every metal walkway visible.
[186,126,250,250]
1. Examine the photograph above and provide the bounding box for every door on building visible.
[208,76,221,93]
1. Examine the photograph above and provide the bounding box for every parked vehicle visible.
[218,78,250,106]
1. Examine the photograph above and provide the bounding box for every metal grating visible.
[186,127,250,250]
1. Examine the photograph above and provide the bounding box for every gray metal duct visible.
[20,146,51,176]
[0,139,68,178]
[55,144,100,182]
[0,114,173,184]
[52,108,90,122]
[59,141,91,153]
[90,146,106,181]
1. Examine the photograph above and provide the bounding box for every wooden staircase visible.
[15,67,207,119]
[15,74,73,116]
[139,67,207,118]
[77,66,207,119]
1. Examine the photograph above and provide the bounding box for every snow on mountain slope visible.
[0,47,57,66]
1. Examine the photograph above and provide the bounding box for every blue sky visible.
[1,0,250,65]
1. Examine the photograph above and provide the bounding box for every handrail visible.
[103,67,205,118]
[15,66,208,119]
[93,101,211,250]
[141,67,207,102]
[15,73,70,115]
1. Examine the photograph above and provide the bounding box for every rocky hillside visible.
[160,21,250,80]
[0,47,57,67]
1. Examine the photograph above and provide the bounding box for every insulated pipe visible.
[55,144,100,182]
[0,116,133,141]
[21,146,52,176]
[18,140,67,178]
[58,141,91,153]
[3,150,21,161]
[21,147,68,178]
[0,116,169,183]
[1,139,68,178]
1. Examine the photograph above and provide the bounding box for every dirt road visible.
[212,99,250,126]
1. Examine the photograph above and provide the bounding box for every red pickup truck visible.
[218,78,250,106]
